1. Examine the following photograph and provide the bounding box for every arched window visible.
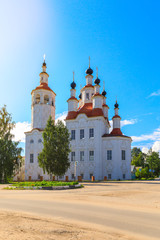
[38,139,42,143]
[30,139,34,144]
[44,95,49,104]
[52,99,54,106]
[35,94,40,104]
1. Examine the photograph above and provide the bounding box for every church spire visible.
[110,100,122,136]
[42,54,47,72]
[39,54,49,84]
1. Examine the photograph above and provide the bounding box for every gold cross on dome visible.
[43,54,46,62]
[89,56,90,67]
[73,71,75,81]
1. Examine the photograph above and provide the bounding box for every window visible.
[122,150,126,160]
[89,151,94,161]
[71,130,75,140]
[107,150,112,160]
[108,174,111,180]
[59,175,64,180]
[35,94,40,104]
[30,154,34,163]
[30,139,34,144]
[52,99,54,106]
[90,173,93,179]
[71,152,75,161]
[80,151,84,161]
[86,93,89,100]
[71,173,75,179]
[44,95,49,104]
[89,128,94,138]
[38,139,42,143]
[80,129,84,139]
[81,173,84,179]
[123,174,126,179]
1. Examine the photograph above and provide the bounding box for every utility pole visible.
[74,161,78,181]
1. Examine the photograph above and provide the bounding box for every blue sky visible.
[0,0,160,153]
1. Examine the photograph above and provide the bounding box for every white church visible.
[25,59,132,181]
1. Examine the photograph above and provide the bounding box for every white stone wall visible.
[102,137,131,180]
[93,96,103,109]
[25,130,51,180]
[68,100,78,112]
[65,115,109,180]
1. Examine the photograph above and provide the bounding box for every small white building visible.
[25,60,132,181]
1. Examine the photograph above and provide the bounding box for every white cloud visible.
[121,119,137,127]
[11,122,31,143]
[152,141,160,152]
[55,111,67,124]
[109,119,137,130]
[132,127,160,142]
[148,89,160,97]
[142,147,149,154]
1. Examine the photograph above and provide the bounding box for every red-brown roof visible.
[112,115,121,119]
[81,84,94,91]
[102,133,130,138]
[31,83,56,95]
[67,96,79,102]
[66,103,108,120]
[110,128,122,135]
[102,104,109,108]
[25,128,43,134]
[93,93,103,97]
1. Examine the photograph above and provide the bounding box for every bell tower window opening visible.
[44,95,49,104]
[35,94,40,104]
[86,93,89,100]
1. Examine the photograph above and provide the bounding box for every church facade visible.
[25,60,132,181]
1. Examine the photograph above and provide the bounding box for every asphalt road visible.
[0,182,160,239]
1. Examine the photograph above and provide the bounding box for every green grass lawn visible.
[12,181,78,187]
[4,181,79,190]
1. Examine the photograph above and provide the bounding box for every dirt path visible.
[0,181,160,239]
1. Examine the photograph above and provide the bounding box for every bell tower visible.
[31,57,56,130]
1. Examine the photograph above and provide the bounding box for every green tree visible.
[0,106,22,183]
[131,152,145,167]
[135,167,150,179]
[38,116,71,179]
[131,147,142,158]
[146,152,160,176]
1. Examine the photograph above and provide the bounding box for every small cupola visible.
[114,100,119,109]
[70,71,76,89]
[102,90,107,96]
[94,67,100,85]
[85,56,93,75]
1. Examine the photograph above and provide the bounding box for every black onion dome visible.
[94,77,100,85]
[85,67,93,75]
[102,90,107,96]
[71,81,76,89]
[79,93,82,99]
[114,101,119,108]
[42,61,46,66]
